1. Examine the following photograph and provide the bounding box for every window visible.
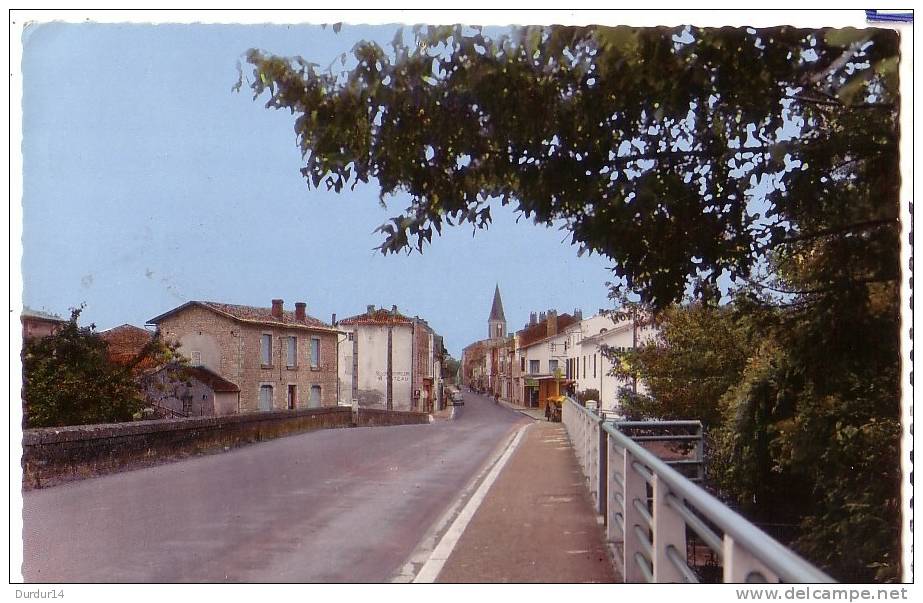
[261,334,272,366]
[593,354,597,378]
[549,359,559,374]
[286,336,297,368]
[521,357,526,371]
[347,332,354,341]
[529,359,540,374]
[583,356,587,377]
[310,337,321,368]
[259,384,273,411]
[309,385,322,408]
[190,350,202,367]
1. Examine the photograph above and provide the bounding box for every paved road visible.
[22,393,527,583]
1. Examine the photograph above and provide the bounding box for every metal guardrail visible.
[562,397,834,584]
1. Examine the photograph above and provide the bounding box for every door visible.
[309,385,322,408]
[287,385,297,410]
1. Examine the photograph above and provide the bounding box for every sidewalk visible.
[435,421,619,583]
[498,399,546,421]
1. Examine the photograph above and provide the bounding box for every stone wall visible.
[22,407,433,490]
[355,408,431,427]
[22,407,353,490]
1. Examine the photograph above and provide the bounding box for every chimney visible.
[391,304,398,315]
[547,310,558,336]
[271,299,284,319]
[539,311,546,324]
[295,302,306,321]
[367,304,375,315]
[331,313,337,325]
[530,312,537,326]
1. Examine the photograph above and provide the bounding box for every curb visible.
[497,399,543,422]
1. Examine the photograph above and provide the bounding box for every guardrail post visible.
[652,474,687,582]
[583,413,590,483]
[696,423,705,482]
[622,448,649,583]
[723,535,780,583]
[606,436,622,544]
[597,418,607,518]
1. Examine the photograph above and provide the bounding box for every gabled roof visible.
[152,363,240,393]
[100,324,155,366]
[580,321,634,346]
[489,285,506,322]
[338,307,414,326]
[181,366,241,393]
[148,301,339,333]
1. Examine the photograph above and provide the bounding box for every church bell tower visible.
[488,284,507,340]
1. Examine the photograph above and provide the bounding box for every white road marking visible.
[411,423,529,583]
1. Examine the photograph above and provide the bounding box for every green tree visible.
[238,24,899,310]
[238,23,902,581]
[443,356,461,381]
[22,307,178,428]
[608,301,751,427]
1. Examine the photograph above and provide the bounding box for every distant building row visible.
[23,299,448,418]
[461,286,653,414]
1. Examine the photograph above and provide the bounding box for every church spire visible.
[488,284,507,339]
[489,284,506,322]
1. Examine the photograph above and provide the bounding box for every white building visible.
[513,310,581,409]
[336,305,442,412]
[564,311,656,413]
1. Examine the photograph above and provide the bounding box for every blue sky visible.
[20,22,616,358]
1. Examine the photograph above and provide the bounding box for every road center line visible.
[412,423,529,583]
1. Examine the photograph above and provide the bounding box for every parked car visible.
[452,391,465,406]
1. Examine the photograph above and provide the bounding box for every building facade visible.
[143,364,241,417]
[564,311,656,413]
[337,305,443,412]
[514,310,580,409]
[148,299,340,412]
[21,308,66,341]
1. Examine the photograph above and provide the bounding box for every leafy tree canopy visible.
[22,307,180,428]
[239,24,899,309]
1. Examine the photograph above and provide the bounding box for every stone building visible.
[148,299,341,412]
[336,305,443,412]
[143,364,241,417]
[21,307,66,341]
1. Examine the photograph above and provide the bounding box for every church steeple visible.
[488,284,507,339]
